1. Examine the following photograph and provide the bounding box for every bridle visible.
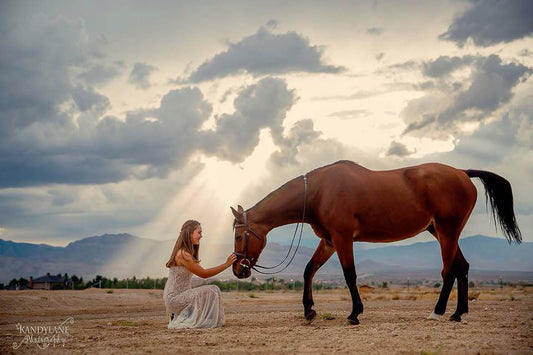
[233,174,308,274]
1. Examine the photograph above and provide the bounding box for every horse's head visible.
[231,205,266,279]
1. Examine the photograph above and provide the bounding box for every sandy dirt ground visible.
[1,286,531,354]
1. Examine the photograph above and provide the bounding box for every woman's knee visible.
[208,285,222,295]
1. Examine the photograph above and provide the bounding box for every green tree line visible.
[2,274,339,291]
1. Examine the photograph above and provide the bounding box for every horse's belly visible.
[354,211,432,243]
[356,230,427,243]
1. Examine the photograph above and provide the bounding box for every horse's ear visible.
[237,205,244,213]
[231,206,241,220]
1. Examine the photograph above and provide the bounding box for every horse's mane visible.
[249,160,360,211]
[249,176,300,211]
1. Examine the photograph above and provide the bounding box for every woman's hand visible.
[226,253,237,267]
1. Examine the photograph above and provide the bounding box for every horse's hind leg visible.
[303,239,335,321]
[429,218,467,321]
[450,247,470,322]
[332,234,363,325]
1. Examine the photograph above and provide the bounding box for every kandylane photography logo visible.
[12,317,74,350]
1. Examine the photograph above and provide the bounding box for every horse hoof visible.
[449,314,462,322]
[427,311,443,321]
[305,310,316,321]
[345,317,359,325]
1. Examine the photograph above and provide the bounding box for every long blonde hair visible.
[166,220,201,267]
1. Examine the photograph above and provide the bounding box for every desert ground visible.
[1,286,531,354]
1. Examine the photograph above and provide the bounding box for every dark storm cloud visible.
[90,87,211,171]
[401,55,532,138]
[379,60,419,73]
[186,26,345,83]
[48,189,80,207]
[128,62,157,89]
[1,58,300,187]
[1,79,291,187]
[314,90,382,101]
[0,14,309,187]
[454,93,533,161]
[270,119,322,167]
[77,61,124,87]
[328,110,370,120]
[0,15,121,130]
[451,115,520,164]
[385,141,415,157]
[314,80,433,102]
[72,85,110,113]
[385,81,436,91]
[447,55,530,112]
[426,97,533,215]
[266,19,278,30]
[201,77,297,162]
[366,27,384,35]
[0,15,102,135]
[421,55,475,78]
[440,0,533,47]
[0,15,125,186]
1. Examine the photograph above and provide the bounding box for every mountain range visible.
[0,234,531,283]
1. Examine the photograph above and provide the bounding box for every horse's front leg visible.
[303,239,334,321]
[333,236,363,325]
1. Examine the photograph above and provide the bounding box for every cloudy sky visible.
[1,0,532,257]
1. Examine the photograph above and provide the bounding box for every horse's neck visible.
[249,176,306,233]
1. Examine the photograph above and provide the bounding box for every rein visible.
[234,174,308,275]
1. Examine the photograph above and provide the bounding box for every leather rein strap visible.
[234,174,308,275]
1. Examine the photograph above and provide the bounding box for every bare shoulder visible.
[175,250,193,266]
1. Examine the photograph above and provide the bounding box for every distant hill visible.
[0,234,174,283]
[353,235,532,272]
[0,234,531,283]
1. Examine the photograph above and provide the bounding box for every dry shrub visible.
[402,294,417,301]
[359,285,375,293]
[321,313,336,320]
[478,291,500,301]
[468,290,481,300]
[416,293,439,301]
[392,293,400,300]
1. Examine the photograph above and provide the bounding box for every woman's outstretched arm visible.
[179,252,236,279]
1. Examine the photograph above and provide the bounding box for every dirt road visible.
[1,287,531,354]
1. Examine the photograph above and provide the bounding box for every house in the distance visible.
[30,273,70,290]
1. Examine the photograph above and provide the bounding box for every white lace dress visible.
[163,266,225,329]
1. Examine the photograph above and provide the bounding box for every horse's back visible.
[311,161,477,242]
[313,160,477,213]
[326,161,474,196]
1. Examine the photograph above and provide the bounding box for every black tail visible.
[466,169,522,244]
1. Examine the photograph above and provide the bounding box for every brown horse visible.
[231,161,521,324]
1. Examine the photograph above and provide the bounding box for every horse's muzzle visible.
[233,259,251,279]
